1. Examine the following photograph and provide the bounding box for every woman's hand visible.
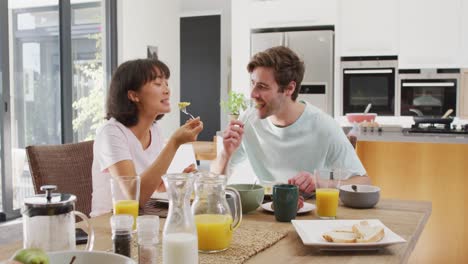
[171,117,204,146]
[183,163,197,173]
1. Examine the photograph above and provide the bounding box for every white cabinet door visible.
[399,0,461,68]
[339,0,399,56]
[462,0,468,67]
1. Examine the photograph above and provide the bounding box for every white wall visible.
[231,0,251,97]
[117,0,181,138]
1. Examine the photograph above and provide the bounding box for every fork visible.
[180,106,195,119]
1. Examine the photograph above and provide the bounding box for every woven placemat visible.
[114,220,288,264]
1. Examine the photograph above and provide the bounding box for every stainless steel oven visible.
[399,69,460,116]
[341,56,398,115]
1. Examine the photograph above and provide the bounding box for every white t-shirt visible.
[228,102,366,183]
[90,118,164,217]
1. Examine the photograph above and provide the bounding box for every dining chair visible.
[347,135,357,149]
[26,140,94,217]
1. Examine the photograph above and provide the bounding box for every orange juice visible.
[195,214,233,252]
[316,188,339,218]
[114,200,139,229]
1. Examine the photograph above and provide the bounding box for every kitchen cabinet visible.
[460,69,468,118]
[339,0,399,56]
[399,0,462,68]
[357,141,468,263]
[462,0,468,67]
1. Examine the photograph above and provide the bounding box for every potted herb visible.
[220,91,248,120]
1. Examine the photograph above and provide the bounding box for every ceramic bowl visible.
[48,250,135,264]
[339,184,380,209]
[346,113,377,123]
[228,184,265,214]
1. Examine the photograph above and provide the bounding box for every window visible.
[0,0,116,220]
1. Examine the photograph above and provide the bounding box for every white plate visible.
[291,219,406,251]
[151,192,168,201]
[261,202,316,214]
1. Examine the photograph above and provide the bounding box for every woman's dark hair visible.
[106,59,170,126]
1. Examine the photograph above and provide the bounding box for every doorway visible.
[180,15,220,141]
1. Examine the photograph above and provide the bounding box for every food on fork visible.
[178,102,191,109]
[322,220,385,243]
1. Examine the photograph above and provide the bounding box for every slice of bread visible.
[322,231,357,243]
[352,221,385,243]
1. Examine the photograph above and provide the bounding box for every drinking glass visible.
[314,169,348,219]
[110,175,140,230]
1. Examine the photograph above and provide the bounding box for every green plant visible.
[220,91,248,115]
[72,33,106,140]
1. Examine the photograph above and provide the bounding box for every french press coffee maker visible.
[22,185,94,251]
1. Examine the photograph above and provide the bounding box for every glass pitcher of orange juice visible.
[191,172,242,253]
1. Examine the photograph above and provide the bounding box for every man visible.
[212,46,370,201]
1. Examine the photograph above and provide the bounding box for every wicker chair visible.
[26,140,94,217]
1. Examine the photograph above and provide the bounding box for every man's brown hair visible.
[247,46,305,101]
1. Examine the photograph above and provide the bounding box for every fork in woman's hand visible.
[180,106,195,119]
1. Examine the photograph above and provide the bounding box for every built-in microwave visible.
[399,69,460,117]
[341,56,398,115]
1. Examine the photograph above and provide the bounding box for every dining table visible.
[0,198,431,264]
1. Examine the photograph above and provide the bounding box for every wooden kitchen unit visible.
[357,141,468,264]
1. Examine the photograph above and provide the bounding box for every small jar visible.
[111,214,134,258]
[137,215,160,264]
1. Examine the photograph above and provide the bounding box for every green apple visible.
[13,248,49,264]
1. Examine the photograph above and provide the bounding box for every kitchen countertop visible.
[336,116,468,144]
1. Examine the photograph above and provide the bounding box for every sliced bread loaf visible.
[352,221,385,242]
[322,231,357,243]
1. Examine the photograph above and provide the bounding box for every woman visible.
[90,59,203,217]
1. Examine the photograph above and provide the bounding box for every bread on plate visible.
[322,220,385,243]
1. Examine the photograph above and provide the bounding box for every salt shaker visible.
[111,214,134,258]
[137,215,160,264]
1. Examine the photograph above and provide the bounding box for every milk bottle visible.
[162,173,198,264]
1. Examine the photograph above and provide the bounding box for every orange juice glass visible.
[316,188,339,218]
[314,169,348,219]
[114,200,139,229]
[110,176,140,230]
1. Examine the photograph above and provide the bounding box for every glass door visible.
[343,68,395,115]
[9,1,61,210]
[400,79,457,116]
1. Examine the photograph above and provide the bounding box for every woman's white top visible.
[90,118,164,217]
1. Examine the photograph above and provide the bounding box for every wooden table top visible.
[0,199,431,264]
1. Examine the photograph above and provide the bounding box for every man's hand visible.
[223,120,245,156]
[298,195,304,210]
[289,171,315,195]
